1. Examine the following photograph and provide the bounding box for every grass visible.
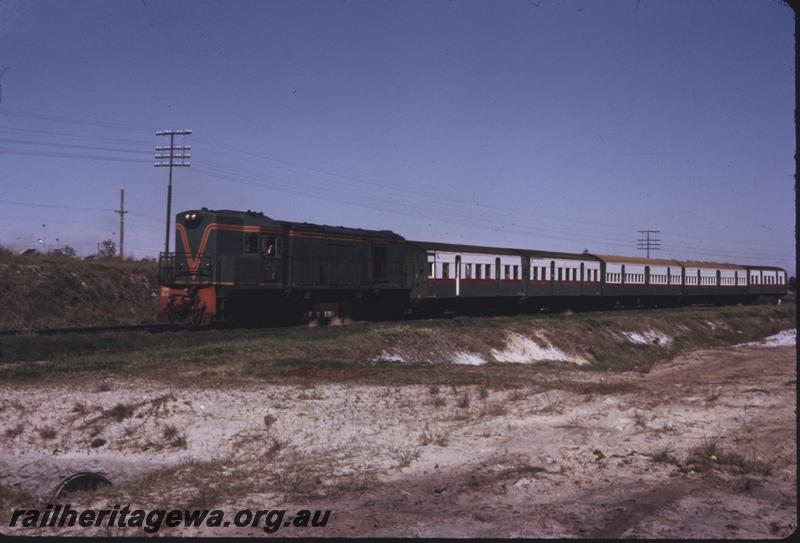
[4,423,24,439]
[0,249,158,330]
[105,403,135,422]
[419,425,450,447]
[159,424,188,448]
[632,410,648,428]
[0,302,793,387]
[393,447,421,468]
[679,439,773,476]
[650,446,680,465]
[37,426,57,440]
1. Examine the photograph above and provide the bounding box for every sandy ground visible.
[0,335,795,538]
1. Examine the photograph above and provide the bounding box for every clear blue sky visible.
[0,0,794,273]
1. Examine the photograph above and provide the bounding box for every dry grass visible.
[393,447,422,468]
[0,249,158,330]
[105,403,135,422]
[650,446,680,466]
[37,426,56,440]
[161,424,188,449]
[682,439,772,476]
[419,426,450,447]
[4,423,24,439]
[632,410,648,428]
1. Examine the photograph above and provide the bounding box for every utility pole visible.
[114,189,128,259]
[637,230,661,259]
[154,129,191,254]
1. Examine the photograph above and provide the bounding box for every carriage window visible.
[465,263,472,279]
[541,266,546,279]
[513,265,519,280]
[532,267,538,281]
[442,263,450,279]
[504,265,511,280]
[245,232,258,254]
[476,264,482,279]
[428,262,434,278]
[486,264,491,278]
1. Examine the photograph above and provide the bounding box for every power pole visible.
[154,129,191,254]
[637,230,661,259]
[114,189,128,259]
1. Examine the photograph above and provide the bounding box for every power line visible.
[0,137,152,155]
[0,125,153,146]
[0,198,113,212]
[0,108,151,133]
[0,148,151,164]
[0,197,161,221]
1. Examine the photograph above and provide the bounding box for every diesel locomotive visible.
[157,208,788,326]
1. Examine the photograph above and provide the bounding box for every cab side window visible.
[245,233,258,254]
[260,235,276,257]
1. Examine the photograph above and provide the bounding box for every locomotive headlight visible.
[183,212,202,226]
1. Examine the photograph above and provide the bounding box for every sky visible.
[0,0,795,273]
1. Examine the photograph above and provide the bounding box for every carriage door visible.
[716,270,721,288]
[645,266,650,286]
[580,262,585,295]
[259,233,282,282]
[455,255,462,296]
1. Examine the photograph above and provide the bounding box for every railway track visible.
[0,299,776,338]
[0,323,178,337]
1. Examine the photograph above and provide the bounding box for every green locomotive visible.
[158,208,425,325]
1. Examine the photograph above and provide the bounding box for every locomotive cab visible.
[159,208,287,325]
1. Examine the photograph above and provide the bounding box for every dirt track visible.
[0,336,796,537]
